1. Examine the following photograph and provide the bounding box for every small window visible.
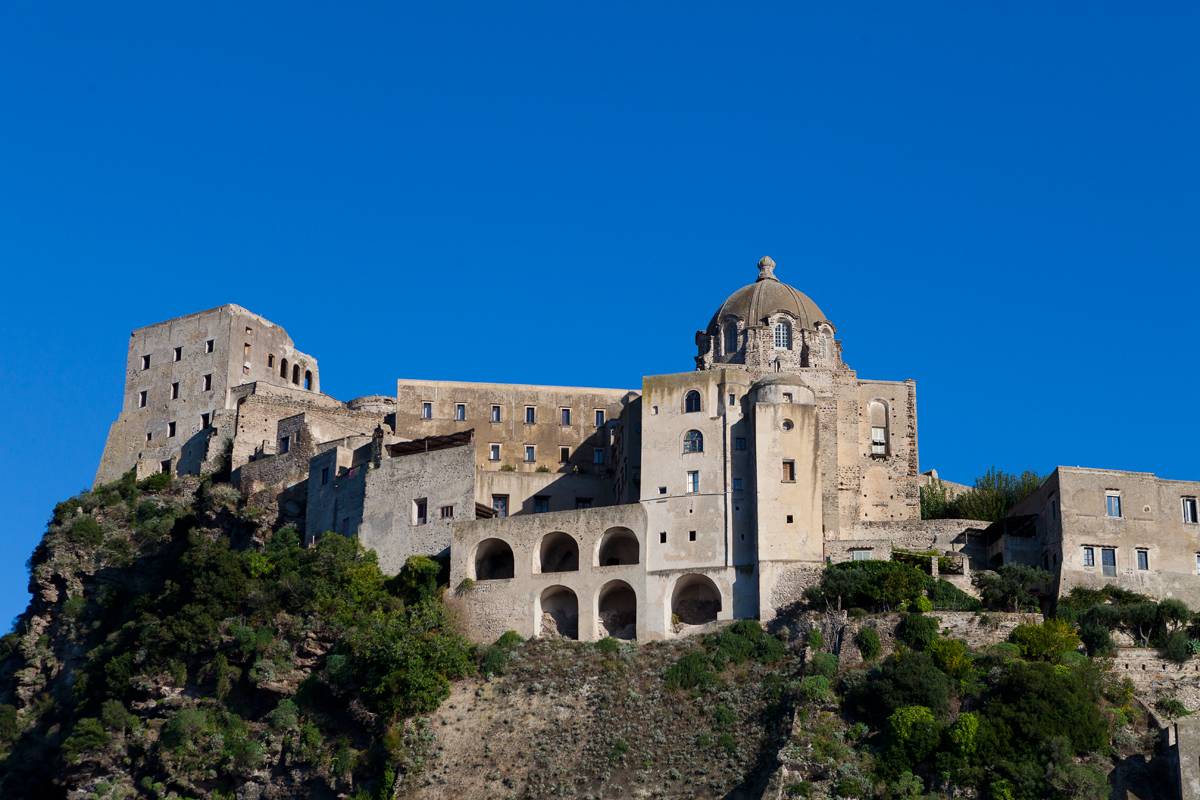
[683,429,704,453]
[1082,546,1095,567]
[173,346,182,362]
[160,459,171,474]
[593,448,605,465]
[732,477,743,492]
[525,406,536,424]
[138,390,148,408]
[205,339,214,353]
[321,467,330,486]
[688,530,697,542]
[488,443,501,461]
[455,403,466,421]
[595,409,606,427]
[659,531,667,544]
[279,435,290,454]
[490,405,502,423]
[146,431,153,443]
[728,393,735,406]
[168,421,176,438]
[850,548,872,561]
[782,460,796,482]
[171,382,180,400]
[686,471,700,494]
[559,446,570,463]
[684,391,701,413]
[658,486,667,495]
[1184,497,1198,524]
[1101,547,1117,577]
[141,354,151,370]
[782,392,793,403]
[1195,553,1200,574]
[244,342,251,359]
[202,373,212,391]
[575,497,592,509]
[773,320,792,349]
[201,412,210,428]
[560,407,572,426]
[524,445,536,463]
[245,326,252,335]
[782,419,794,431]
[268,354,274,368]
[492,494,509,518]
[440,505,454,519]
[735,437,746,451]
[786,514,794,524]
[651,405,659,415]
[533,496,550,514]
[871,426,887,456]
[421,402,432,419]
[1105,492,1122,518]
[413,498,428,526]
[1136,549,1149,571]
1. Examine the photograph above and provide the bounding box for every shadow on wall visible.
[177,427,215,476]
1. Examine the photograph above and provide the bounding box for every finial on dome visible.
[757,256,777,282]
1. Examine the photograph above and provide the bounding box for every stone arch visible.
[538,585,578,640]
[537,531,578,573]
[596,527,639,567]
[683,390,702,414]
[671,573,722,625]
[304,370,313,391]
[292,363,301,385]
[280,358,289,379]
[473,538,514,580]
[597,580,637,640]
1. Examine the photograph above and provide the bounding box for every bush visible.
[883,705,941,775]
[807,652,839,680]
[973,564,1049,612]
[806,628,824,650]
[1157,697,1190,718]
[62,717,110,762]
[895,614,939,651]
[845,651,951,723]
[1079,619,1115,657]
[805,561,928,612]
[1163,630,1192,664]
[928,637,975,686]
[927,579,982,611]
[709,620,785,667]
[854,627,881,661]
[1008,619,1081,662]
[68,516,104,547]
[797,675,832,704]
[393,555,442,604]
[664,651,716,691]
[595,637,620,656]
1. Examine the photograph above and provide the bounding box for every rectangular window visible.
[782,460,796,482]
[205,339,214,353]
[268,354,274,368]
[440,505,454,519]
[1136,549,1149,571]
[244,342,251,359]
[202,373,212,391]
[1082,546,1095,567]
[1101,547,1117,577]
[201,412,210,428]
[560,407,572,426]
[490,405,502,423]
[141,354,151,370]
[138,390,148,408]
[279,435,290,454]
[1196,553,1200,574]
[533,495,550,513]
[173,346,182,362]
[321,467,330,486]
[413,498,428,526]
[455,403,466,421]
[167,421,177,438]
[488,443,501,461]
[160,459,172,474]
[732,477,744,492]
[782,392,793,403]
[659,531,667,543]
[734,437,746,451]
[728,393,736,406]
[593,447,605,465]
[688,530,697,542]
[871,427,887,456]
[421,402,432,419]
[1105,491,1122,518]
[525,406,536,424]
[171,382,180,400]
[850,548,873,561]
[686,471,700,494]
[1184,497,1199,524]
[594,409,605,427]
[146,431,152,443]
[559,446,570,463]
[658,486,667,494]
[524,445,536,462]
[575,497,593,509]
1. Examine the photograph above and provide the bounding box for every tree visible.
[1008,619,1081,662]
[973,565,1049,612]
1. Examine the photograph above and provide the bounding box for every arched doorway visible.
[597,580,637,640]
[597,527,639,566]
[473,538,514,580]
[671,574,721,625]
[538,532,578,573]
[538,585,578,640]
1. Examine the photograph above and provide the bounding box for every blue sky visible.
[1,3,1197,626]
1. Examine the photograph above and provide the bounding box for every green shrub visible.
[797,675,832,704]
[137,471,173,492]
[806,561,928,612]
[914,595,933,613]
[100,700,135,733]
[711,704,735,728]
[928,637,975,686]
[495,630,523,649]
[709,620,785,667]
[973,564,1049,612]
[664,651,716,691]
[1163,630,1192,664]
[927,579,982,611]
[267,699,300,732]
[68,516,104,547]
[807,652,839,680]
[1008,619,1081,662]
[845,651,951,723]
[394,555,442,604]
[1157,697,1190,718]
[1079,619,1115,657]
[62,717,110,762]
[717,732,737,755]
[595,637,620,656]
[895,613,939,651]
[0,704,19,748]
[806,628,824,651]
[883,705,941,775]
[854,627,881,661]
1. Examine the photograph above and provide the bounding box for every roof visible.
[708,257,827,331]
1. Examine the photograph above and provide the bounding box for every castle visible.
[94,257,1200,640]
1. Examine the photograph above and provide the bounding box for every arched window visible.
[684,390,702,414]
[280,358,289,379]
[773,320,792,349]
[683,429,703,453]
[597,527,639,566]
[671,574,722,626]
[597,580,637,640]
[723,322,738,355]
[292,364,301,385]
[304,370,313,391]
[869,400,889,457]
[537,532,579,573]
[473,538,515,580]
[539,585,578,639]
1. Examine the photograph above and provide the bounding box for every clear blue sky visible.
[1,3,1197,627]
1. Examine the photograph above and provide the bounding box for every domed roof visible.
[709,257,827,330]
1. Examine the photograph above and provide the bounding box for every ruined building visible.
[96,257,1196,641]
